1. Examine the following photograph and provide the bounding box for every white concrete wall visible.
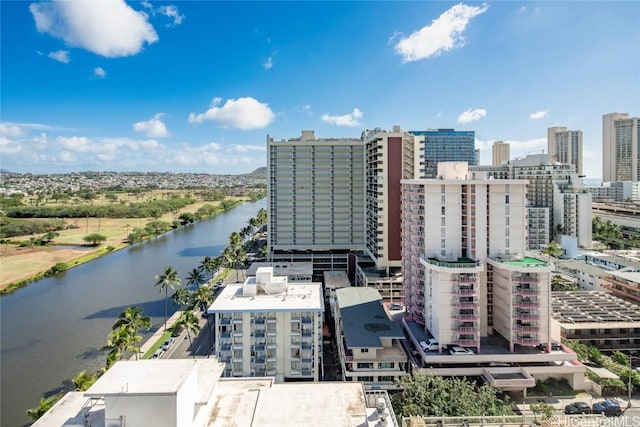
[104,394,176,427]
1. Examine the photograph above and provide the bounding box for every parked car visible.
[564,402,590,415]
[419,338,439,352]
[152,348,164,359]
[161,337,175,351]
[389,303,403,311]
[449,346,474,355]
[538,341,561,351]
[592,400,621,416]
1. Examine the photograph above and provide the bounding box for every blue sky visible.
[1,1,638,178]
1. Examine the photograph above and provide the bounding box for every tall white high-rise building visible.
[401,162,552,353]
[603,113,639,182]
[548,127,583,176]
[492,141,510,166]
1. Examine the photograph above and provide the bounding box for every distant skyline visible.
[1,1,638,177]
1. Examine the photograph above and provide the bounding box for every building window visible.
[357,362,374,369]
[441,217,446,226]
[358,376,374,382]
[360,348,369,353]
[379,362,394,369]
[441,206,446,215]
[505,195,510,204]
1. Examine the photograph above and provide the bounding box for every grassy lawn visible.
[0,197,243,291]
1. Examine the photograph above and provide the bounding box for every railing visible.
[513,337,538,346]
[452,288,478,296]
[424,258,479,269]
[453,338,478,346]
[514,287,538,296]
[513,325,538,333]
[513,301,538,309]
[453,301,478,309]
[454,326,478,333]
[453,313,479,321]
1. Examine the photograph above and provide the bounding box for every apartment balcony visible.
[253,330,266,339]
[453,299,478,309]
[302,317,313,325]
[266,369,277,376]
[219,331,231,340]
[267,342,277,349]
[514,287,538,296]
[513,276,538,284]
[514,311,539,321]
[454,326,478,334]
[453,313,479,321]
[219,318,232,326]
[513,325,539,333]
[455,276,478,284]
[452,287,478,296]
[513,337,539,346]
[267,330,277,337]
[514,300,539,309]
[253,318,266,325]
[301,330,313,338]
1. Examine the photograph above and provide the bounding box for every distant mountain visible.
[244,167,266,177]
[0,168,15,174]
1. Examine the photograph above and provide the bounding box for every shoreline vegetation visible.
[24,204,268,422]
[0,188,265,295]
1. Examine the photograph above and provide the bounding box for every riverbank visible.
[0,198,245,293]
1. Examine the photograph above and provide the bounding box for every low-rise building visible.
[208,267,324,381]
[551,291,640,352]
[245,262,313,282]
[334,287,409,390]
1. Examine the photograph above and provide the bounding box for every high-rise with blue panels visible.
[410,129,476,178]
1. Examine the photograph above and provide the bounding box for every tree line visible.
[25,207,267,421]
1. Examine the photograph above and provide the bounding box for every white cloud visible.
[133,113,170,138]
[188,97,275,130]
[529,110,549,120]
[457,108,486,123]
[158,5,184,27]
[30,0,158,58]
[48,50,70,63]
[263,57,273,70]
[394,3,488,62]
[321,108,363,127]
[94,67,107,78]
[1,123,26,138]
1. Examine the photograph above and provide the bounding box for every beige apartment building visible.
[491,141,510,166]
[547,127,583,176]
[603,112,639,182]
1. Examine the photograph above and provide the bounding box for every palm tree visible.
[172,287,191,310]
[72,371,97,391]
[543,241,562,272]
[191,285,215,313]
[199,256,216,281]
[229,231,242,250]
[186,267,205,290]
[155,266,181,331]
[256,207,267,227]
[26,393,64,421]
[174,310,201,358]
[102,327,132,365]
[112,306,151,335]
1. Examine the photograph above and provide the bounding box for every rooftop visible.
[208,282,323,313]
[337,288,404,349]
[34,360,398,427]
[324,270,351,290]
[246,262,313,278]
[496,256,548,268]
[551,291,640,325]
[85,359,224,396]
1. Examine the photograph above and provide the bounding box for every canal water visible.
[0,199,266,426]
